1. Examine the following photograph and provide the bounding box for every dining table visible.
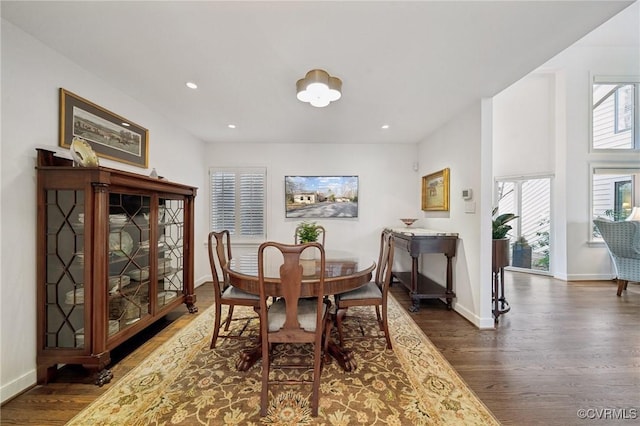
[225,248,376,372]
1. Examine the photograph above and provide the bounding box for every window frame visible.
[209,166,267,243]
[588,162,639,242]
[590,75,640,152]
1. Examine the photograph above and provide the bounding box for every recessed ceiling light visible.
[121,122,130,127]
[228,124,236,129]
[381,124,390,129]
[186,82,198,89]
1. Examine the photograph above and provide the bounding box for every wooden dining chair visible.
[208,230,260,349]
[257,241,331,417]
[335,229,395,349]
[294,223,326,246]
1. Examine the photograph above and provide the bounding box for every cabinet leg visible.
[95,368,113,386]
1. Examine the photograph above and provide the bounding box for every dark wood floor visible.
[2,272,638,425]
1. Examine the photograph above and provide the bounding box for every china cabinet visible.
[35,149,197,385]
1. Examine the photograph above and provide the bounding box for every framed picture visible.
[285,175,358,218]
[421,168,450,211]
[59,88,149,168]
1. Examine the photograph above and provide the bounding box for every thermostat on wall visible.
[462,188,473,200]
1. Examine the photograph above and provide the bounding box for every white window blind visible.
[210,167,266,239]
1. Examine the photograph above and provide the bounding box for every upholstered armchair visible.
[593,219,640,296]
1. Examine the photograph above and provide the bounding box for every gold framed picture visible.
[59,88,149,168]
[421,168,450,211]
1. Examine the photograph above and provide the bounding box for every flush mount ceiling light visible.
[296,69,342,108]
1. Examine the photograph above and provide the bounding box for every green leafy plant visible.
[492,207,518,240]
[296,221,320,243]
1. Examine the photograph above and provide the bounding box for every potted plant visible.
[296,221,321,267]
[296,221,321,244]
[492,208,518,270]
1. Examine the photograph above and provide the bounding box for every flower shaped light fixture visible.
[296,69,342,107]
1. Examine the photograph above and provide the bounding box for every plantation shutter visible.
[239,172,265,236]
[210,167,266,239]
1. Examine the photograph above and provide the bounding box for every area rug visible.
[67,294,499,425]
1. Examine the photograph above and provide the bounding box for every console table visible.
[386,228,458,312]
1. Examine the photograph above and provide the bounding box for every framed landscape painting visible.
[285,175,358,218]
[59,88,149,168]
[422,168,450,211]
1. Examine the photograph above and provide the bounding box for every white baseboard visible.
[452,302,495,330]
[558,273,615,281]
[1,369,36,405]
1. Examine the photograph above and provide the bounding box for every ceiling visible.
[1,1,637,145]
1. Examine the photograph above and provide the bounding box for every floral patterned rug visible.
[68,294,499,425]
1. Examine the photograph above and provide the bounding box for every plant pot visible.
[300,247,315,260]
[492,238,510,271]
[300,259,316,276]
[512,243,532,268]
[300,247,316,276]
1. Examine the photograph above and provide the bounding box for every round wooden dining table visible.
[225,249,375,372]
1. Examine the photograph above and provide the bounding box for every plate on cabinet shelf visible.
[157,291,177,304]
[108,275,131,294]
[65,287,84,304]
[109,231,133,257]
[126,267,150,281]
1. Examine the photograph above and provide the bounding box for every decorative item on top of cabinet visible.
[35,148,197,385]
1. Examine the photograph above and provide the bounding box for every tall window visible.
[210,167,266,240]
[592,77,639,150]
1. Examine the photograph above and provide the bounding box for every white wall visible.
[417,102,495,328]
[204,142,420,265]
[0,20,208,403]
[493,73,556,178]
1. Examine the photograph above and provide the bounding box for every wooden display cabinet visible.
[35,149,197,385]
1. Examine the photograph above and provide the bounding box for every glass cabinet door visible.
[157,198,185,309]
[107,193,151,333]
[45,189,86,348]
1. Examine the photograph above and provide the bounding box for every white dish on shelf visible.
[109,231,133,257]
[157,291,177,304]
[73,252,85,265]
[108,275,130,294]
[126,267,150,281]
[65,287,84,304]
[109,214,128,225]
[77,320,119,337]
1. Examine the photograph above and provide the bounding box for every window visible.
[591,166,638,234]
[210,167,266,240]
[495,177,552,273]
[592,77,639,150]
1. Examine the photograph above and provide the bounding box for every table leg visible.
[408,256,420,312]
[236,339,261,372]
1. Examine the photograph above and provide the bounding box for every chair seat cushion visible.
[337,281,382,302]
[267,298,327,332]
[221,285,260,300]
